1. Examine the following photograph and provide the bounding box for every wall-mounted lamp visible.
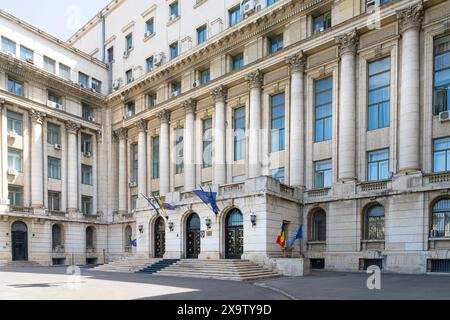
[138,225,144,234]
[205,218,212,230]
[168,221,174,232]
[250,213,257,227]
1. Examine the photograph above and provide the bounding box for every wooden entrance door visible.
[186,213,201,259]
[225,209,244,259]
[154,217,166,258]
[12,222,28,261]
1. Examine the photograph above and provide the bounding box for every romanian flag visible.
[276,224,286,248]
[152,193,176,211]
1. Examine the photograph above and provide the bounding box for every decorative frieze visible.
[211,85,228,103]
[335,28,359,56]
[65,120,81,134]
[135,119,148,132]
[245,69,264,89]
[397,3,424,34]
[29,110,46,125]
[114,128,128,140]
[182,98,197,114]
[286,51,307,73]
[157,110,171,124]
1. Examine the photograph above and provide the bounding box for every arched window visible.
[86,226,96,249]
[124,226,132,248]
[311,210,326,241]
[226,209,243,227]
[187,213,200,230]
[52,224,63,249]
[432,199,450,238]
[364,205,385,241]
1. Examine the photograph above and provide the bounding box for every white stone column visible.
[397,3,423,173]
[115,128,128,214]
[336,29,359,181]
[212,86,227,186]
[182,99,197,191]
[65,121,81,212]
[136,120,148,205]
[96,130,103,214]
[245,70,264,179]
[158,110,171,196]
[287,52,307,187]
[30,110,46,208]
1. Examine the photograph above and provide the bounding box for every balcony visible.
[305,188,331,199]
[361,240,385,251]
[426,172,450,184]
[307,241,326,252]
[357,180,391,193]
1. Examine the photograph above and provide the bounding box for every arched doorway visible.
[12,221,28,261]
[86,226,96,250]
[154,217,166,258]
[225,209,244,259]
[186,213,201,259]
[52,224,64,250]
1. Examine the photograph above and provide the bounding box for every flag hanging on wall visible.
[152,193,176,211]
[130,236,137,247]
[141,193,160,215]
[289,225,303,247]
[194,187,220,215]
[276,224,286,248]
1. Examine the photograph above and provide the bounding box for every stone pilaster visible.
[157,110,171,195]
[30,110,46,208]
[135,120,148,205]
[65,120,81,212]
[114,128,128,214]
[0,99,8,208]
[182,99,197,191]
[211,85,228,186]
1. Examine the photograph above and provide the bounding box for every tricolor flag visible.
[141,193,161,215]
[152,193,176,211]
[276,224,286,248]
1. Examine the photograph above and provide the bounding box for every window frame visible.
[8,148,23,172]
[433,34,450,115]
[314,76,333,142]
[364,205,385,241]
[233,106,246,161]
[48,156,62,180]
[202,118,213,168]
[314,159,332,189]
[367,148,390,181]
[367,56,391,131]
[270,92,286,153]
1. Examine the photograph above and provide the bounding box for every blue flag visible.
[289,225,303,247]
[194,187,220,215]
[141,193,160,215]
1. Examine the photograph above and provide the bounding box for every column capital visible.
[335,28,359,56]
[0,97,5,107]
[286,51,307,73]
[114,128,128,140]
[157,109,171,124]
[135,119,148,133]
[211,85,228,103]
[397,2,424,34]
[29,109,46,125]
[245,69,264,89]
[182,98,197,114]
[65,120,81,134]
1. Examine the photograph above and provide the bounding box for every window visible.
[315,159,332,189]
[82,196,93,215]
[82,165,93,185]
[146,18,154,35]
[131,143,138,183]
[126,69,133,83]
[267,0,278,6]
[146,56,154,72]
[125,33,133,51]
[59,63,71,80]
[434,137,450,173]
[1,37,16,55]
[311,210,326,241]
[271,93,285,152]
[434,35,450,115]
[131,195,138,210]
[368,57,391,130]
[8,148,22,172]
[202,118,213,168]
[79,72,89,88]
[7,111,23,135]
[432,199,450,238]
[170,1,179,17]
[20,46,33,62]
[232,53,244,71]
[86,227,95,247]
[107,46,114,64]
[269,34,283,54]
[148,93,157,108]
[234,107,246,161]
[200,69,210,85]
[48,91,63,108]
[43,56,56,74]
[8,78,24,96]
[229,5,242,27]
[81,133,93,154]
[197,25,207,45]
[170,42,179,60]
[48,192,61,212]
[272,167,285,184]
[313,11,332,34]
[82,103,95,120]
[8,186,23,207]
[48,157,61,180]
[47,123,61,145]
[315,77,333,142]
[175,128,184,174]
[368,149,389,181]
[152,136,160,179]
[91,78,102,93]
[126,101,136,117]
[364,205,385,241]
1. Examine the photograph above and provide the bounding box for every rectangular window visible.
[232,53,244,71]
[82,103,95,120]
[59,63,71,80]
[313,11,332,34]
[170,1,179,17]
[315,77,333,142]
[82,164,93,185]
[126,69,133,83]
[79,72,89,88]
[91,78,102,93]
[202,118,213,168]
[146,56,154,72]
[7,111,23,135]
[152,136,160,179]
[171,82,181,96]
[47,123,61,145]
[48,191,61,212]
[8,186,23,207]
[146,18,154,35]
[271,93,285,152]
[368,149,389,181]
[8,148,22,172]
[81,196,93,215]
[81,133,93,154]
[197,25,207,45]
[48,91,63,109]
[272,167,285,184]
[148,94,157,108]
[126,33,133,51]
[131,195,138,210]
[368,57,391,130]
[170,42,179,60]
[131,143,138,183]
[175,128,184,174]
[8,78,24,96]
[229,5,242,27]
[126,101,136,117]
[315,159,332,189]
[434,35,450,115]
[48,157,61,180]
[1,37,16,55]
[269,34,283,54]
[20,46,33,62]
[200,69,210,85]
[43,56,56,74]
[234,107,246,161]
[107,47,114,63]
[434,137,450,173]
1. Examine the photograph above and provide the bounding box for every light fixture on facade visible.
[250,213,257,227]
[205,218,212,230]
[138,225,144,234]
[168,221,174,232]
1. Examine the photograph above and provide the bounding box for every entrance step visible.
[91,258,161,273]
[152,260,280,281]
[139,259,180,274]
[0,261,42,269]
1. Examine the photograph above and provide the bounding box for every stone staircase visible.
[91,258,161,273]
[153,259,280,281]
[0,261,42,269]
[139,259,180,274]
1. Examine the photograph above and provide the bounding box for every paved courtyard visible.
[0,267,449,300]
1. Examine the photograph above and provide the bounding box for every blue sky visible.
[0,0,110,40]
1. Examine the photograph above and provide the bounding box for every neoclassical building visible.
[1,0,450,274]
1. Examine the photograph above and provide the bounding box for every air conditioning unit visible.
[56,103,63,110]
[145,31,153,38]
[154,53,164,66]
[83,151,92,158]
[7,169,18,176]
[47,100,57,108]
[127,111,134,118]
[54,144,62,150]
[169,14,177,21]
[88,116,95,122]
[25,58,34,64]
[242,0,256,16]
[192,80,201,88]
[366,0,380,12]
[80,83,86,89]
[172,90,180,97]
[439,111,450,122]
[129,181,137,188]
[123,50,130,58]
[113,80,121,91]
[8,131,18,139]
[128,76,134,83]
